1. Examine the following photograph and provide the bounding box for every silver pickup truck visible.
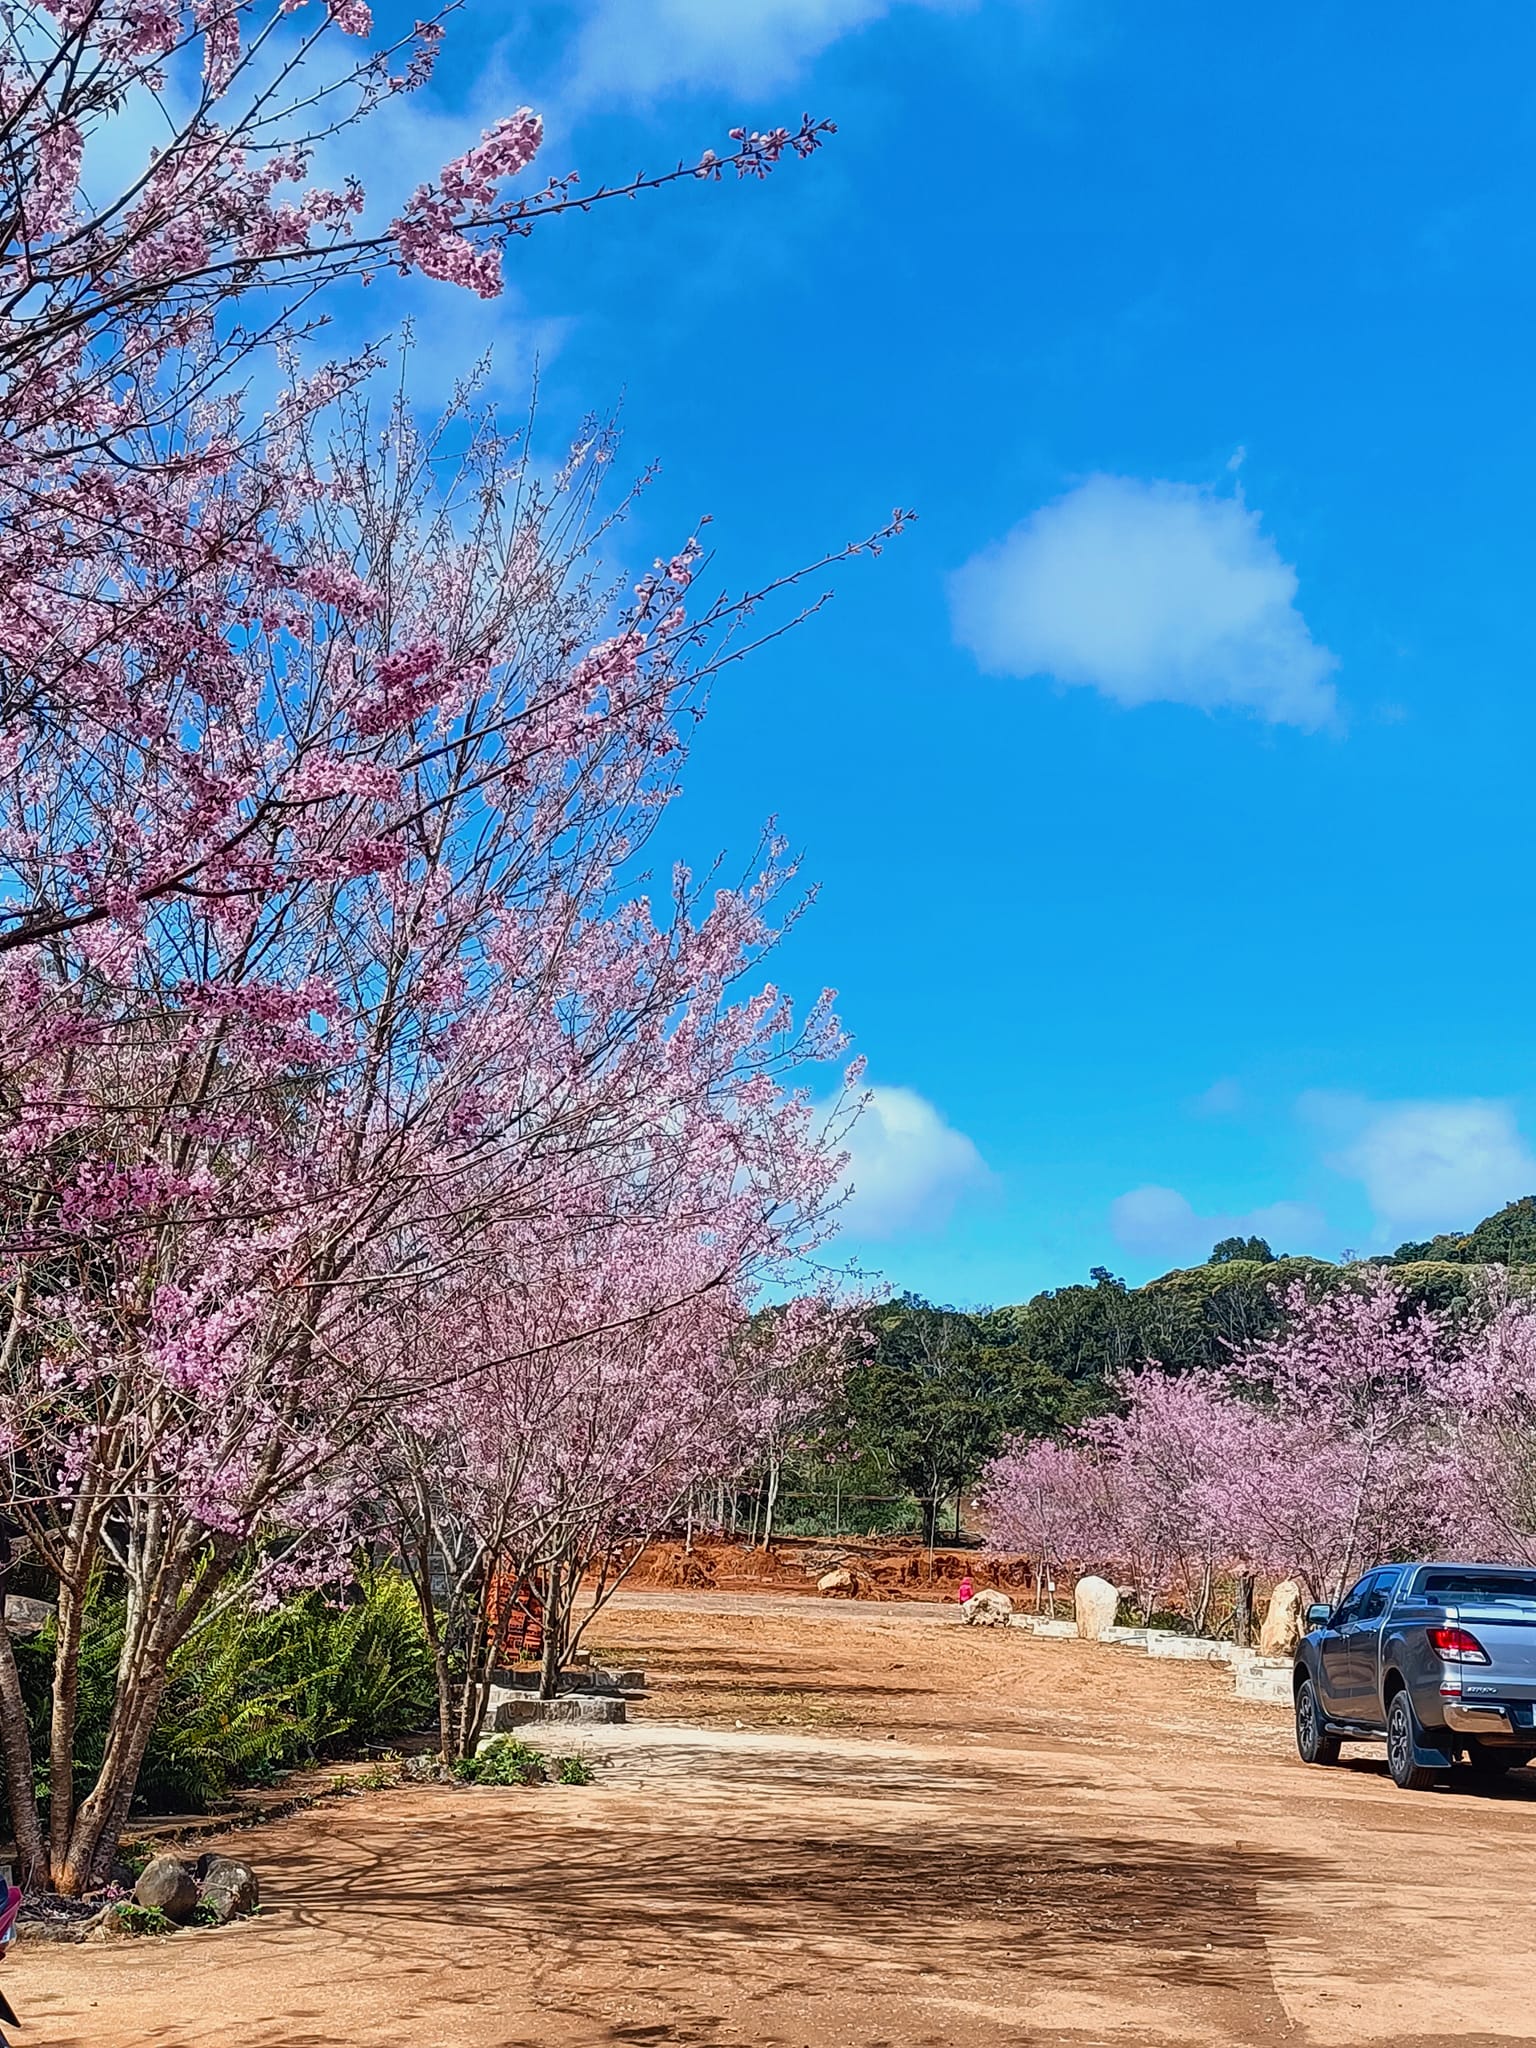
[1293,1561,1536,1791]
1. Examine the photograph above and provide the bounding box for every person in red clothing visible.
[0,1881,22,2044]
[956,1573,974,1605]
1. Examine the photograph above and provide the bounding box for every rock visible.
[960,1589,1014,1627]
[134,1855,198,1921]
[1073,1575,1120,1642]
[1257,1579,1304,1659]
[817,1568,855,1597]
[588,1666,646,1691]
[194,1855,259,1924]
[2,1593,54,1636]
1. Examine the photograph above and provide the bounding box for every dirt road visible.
[18,1593,1536,2046]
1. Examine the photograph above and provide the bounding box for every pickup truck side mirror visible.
[1304,1602,1332,1630]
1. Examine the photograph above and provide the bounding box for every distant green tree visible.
[846,1296,1089,1543]
[1209,1234,1277,1264]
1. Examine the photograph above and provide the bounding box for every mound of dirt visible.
[646,1545,718,1590]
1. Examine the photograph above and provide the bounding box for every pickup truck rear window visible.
[1422,1571,1536,1606]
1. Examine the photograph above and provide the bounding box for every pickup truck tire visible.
[1386,1690,1440,1791]
[1295,1678,1340,1766]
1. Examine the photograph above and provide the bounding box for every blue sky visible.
[357,1,1536,1304]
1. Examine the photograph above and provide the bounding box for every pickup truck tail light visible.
[1428,1624,1490,1664]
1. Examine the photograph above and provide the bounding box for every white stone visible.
[1073,1575,1120,1642]
[961,1589,1014,1627]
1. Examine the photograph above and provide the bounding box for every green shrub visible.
[555,1753,594,1785]
[14,1571,437,1822]
[452,1737,548,1787]
[111,1904,176,1938]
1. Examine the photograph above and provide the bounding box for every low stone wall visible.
[1003,1607,1295,1712]
[1146,1634,1240,1664]
[491,1693,627,1732]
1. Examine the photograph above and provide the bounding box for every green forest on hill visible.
[746,1196,1536,1544]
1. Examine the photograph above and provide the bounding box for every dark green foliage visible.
[452,1736,549,1786]
[556,1753,595,1784]
[846,1295,1095,1543]
[1388,1194,1536,1268]
[19,1573,436,1820]
[1209,1234,1278,1264]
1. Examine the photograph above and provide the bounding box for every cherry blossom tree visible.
[1432,1289,1536,1564]
[975,1437,1091,1617]
[0,364,883,1887]
[1214,1272,1450,1602]
[981,1269,1467,1632]
[0,0,878,1893]
[382,1205,855,1749]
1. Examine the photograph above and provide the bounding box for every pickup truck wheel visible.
[1295,1678,1340,1766]
[1386,1690,1440,1791]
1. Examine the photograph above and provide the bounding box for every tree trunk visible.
[47,1571,87,1882]
[57,1654,173,1894]
[1234,1572,1256,1649]
[0,1614,44,1890]
[761,1457,780,1550]
[538,1600,561,1701]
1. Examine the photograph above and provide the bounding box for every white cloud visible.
[1309,1094,1536,1240]
[1192,1077,1244,1117]
[569,0,967,102]
[949,474,1340,730]
[1110,1185,1325,1266]
[834,1085,988,1238]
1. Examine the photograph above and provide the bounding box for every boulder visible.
[1257,1579,1304,1659]
[1073,1575,1120,1642]
[817,1568,855,1597]
[134,1855,198,1921]
[961,1589,1014,1627]
[194,1854,259,1925]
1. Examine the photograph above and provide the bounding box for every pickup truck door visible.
[1314,1576,1371,1716]
[1335,1571,1397,1723]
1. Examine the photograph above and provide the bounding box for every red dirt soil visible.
[17,1590,1536,2048]
[624,1534,1039,1600]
